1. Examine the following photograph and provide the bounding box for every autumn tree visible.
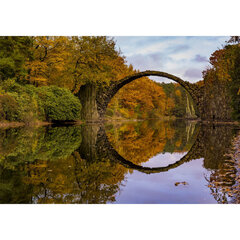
[26,36,73,87]
[70,36,130,93]
[26,36,131,93]
[203,37,240,120]
[108,77,168,119]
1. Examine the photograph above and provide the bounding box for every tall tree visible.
[70,36,129,93]
[26,36,73,87]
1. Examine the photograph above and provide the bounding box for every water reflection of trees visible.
[0,121,238,204]
[0,125,125,203]
[105,120,198,165]
[0,126,82,203]
[0,121,198,203]
[22,152,126,203]
[204,128,240,204]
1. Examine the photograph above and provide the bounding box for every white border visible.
[0,0,239,36]
[0,0,240,239]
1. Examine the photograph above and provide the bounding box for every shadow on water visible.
[0,119,238,203]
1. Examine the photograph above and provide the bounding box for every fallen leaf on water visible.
[175,181,189,186]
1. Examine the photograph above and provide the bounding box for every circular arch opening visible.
[103,70,199,119]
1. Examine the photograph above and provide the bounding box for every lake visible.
[0,119,239,203]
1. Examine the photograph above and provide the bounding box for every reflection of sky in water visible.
[114,157,215,204]
[141,152,187,168]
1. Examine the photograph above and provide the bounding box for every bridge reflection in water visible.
[0,120,238,203]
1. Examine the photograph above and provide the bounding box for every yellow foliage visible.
[110,76,169,119]
[26,36,74,88]
[175,89,181,97]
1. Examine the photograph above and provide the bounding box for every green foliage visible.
[0,79,45,122]
[9,86,44,123]
[71,36,125,92]
[160,82,197,118]
[0,81,82,122]
[37,86,81,121]
[0,94,18,121]
[105,108,114,117]
[0,36,33,82]
[160,82,175,98]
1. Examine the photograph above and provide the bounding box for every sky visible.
[114,36,229,83]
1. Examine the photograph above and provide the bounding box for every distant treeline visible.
[107,80,198,119]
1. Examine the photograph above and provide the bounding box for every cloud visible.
[127,53,169,71]
[148,53,162,62]
[168,44,190,53]
[193,54,208,62]
[184,68,202,79]
[114,36,229,83]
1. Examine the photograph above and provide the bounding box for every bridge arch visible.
[95,70,202,120]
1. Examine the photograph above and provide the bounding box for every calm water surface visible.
[0,119,239,203]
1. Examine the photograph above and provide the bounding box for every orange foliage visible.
[105,120,195,166]
[109,77,169,119]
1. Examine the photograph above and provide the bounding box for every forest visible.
[0,36,239,124]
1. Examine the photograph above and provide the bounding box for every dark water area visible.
[0,119,239,204]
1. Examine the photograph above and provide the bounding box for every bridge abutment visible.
[78,84,101,122]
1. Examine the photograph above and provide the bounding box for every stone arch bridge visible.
[78,70,204,121]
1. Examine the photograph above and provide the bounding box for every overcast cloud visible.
[114,36,229,83]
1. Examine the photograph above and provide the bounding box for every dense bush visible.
[36,86,81,121]
[8,84,45,122]
[0,81,82,123]
[0,94,18,121]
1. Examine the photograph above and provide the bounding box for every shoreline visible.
[200,120,240,126]
[0,118,239,129]
[0,121,52,129]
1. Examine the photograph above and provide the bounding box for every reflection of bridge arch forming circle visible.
[95,70,203,119]
[96,126,203,174]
